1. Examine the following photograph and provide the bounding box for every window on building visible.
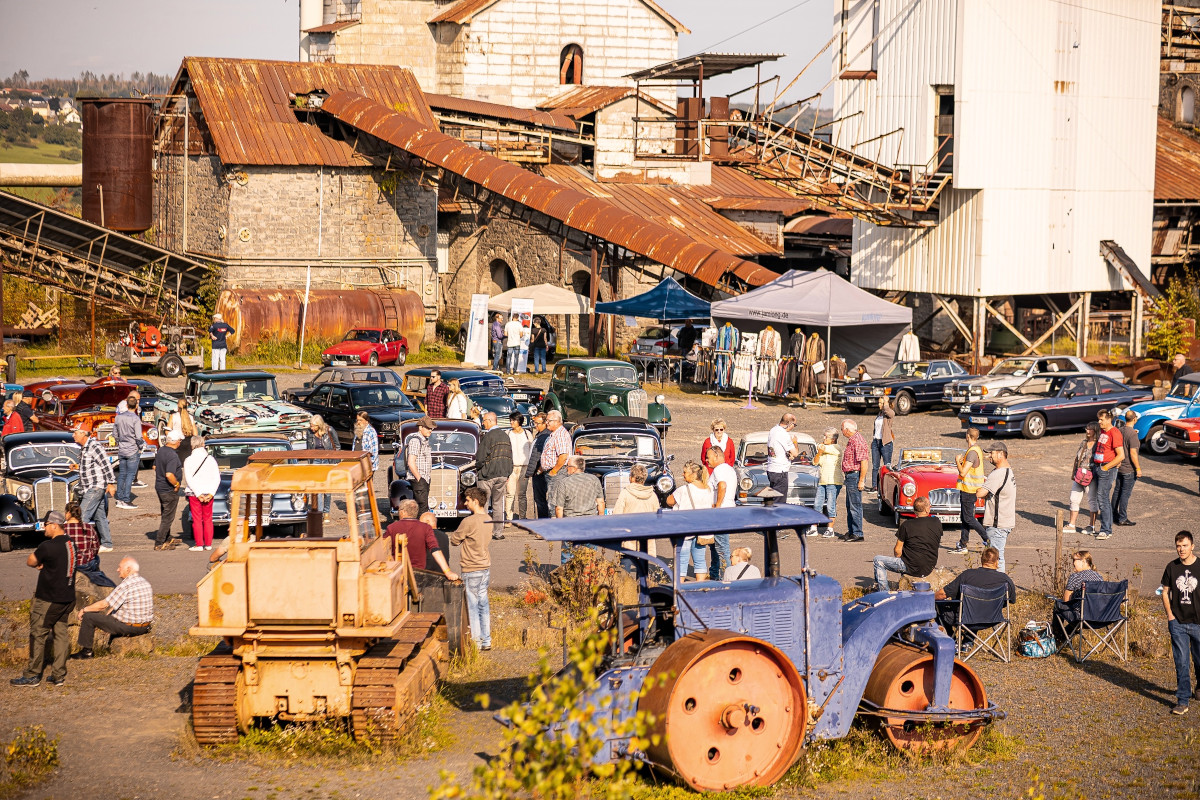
[838,0,879,77]
[1182,86,1195,125]
[560,44,584,85]
[934,86,954,174]
[489,259,516,293]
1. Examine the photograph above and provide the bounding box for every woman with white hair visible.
[183,435,220,551]
[614,463,659,566]
[306,415,336,515]
[812,427,843,538]
[666,460,713,580]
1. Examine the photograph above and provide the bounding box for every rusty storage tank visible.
[215,289,426,354]
[81,97,155,232]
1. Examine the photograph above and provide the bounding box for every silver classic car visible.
[735,430,819,507]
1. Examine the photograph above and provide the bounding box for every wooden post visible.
[588,246,600,357]
[972,297,985,373]
[1131,291,1144,357]
[1078,291,1091,358]
[1054,508,1066,597]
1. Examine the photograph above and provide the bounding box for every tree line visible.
[2,69,171,98]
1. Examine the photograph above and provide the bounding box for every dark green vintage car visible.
[543,358,671,437]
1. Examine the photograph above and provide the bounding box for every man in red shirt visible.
[838,418,871,542]
[424,370,450,419]
[1093,409,1125,541]
[385,499,458,580]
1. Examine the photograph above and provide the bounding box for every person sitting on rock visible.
[72,557,153,659]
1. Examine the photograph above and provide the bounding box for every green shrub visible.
[1,725,59,799]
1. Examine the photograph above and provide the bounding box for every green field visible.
[0,140,79,164]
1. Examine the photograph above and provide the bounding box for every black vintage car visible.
[570,417,674,509]
[402,367,539,422]
[388,419,481,526]
[838,360,970,415]
[0,432,83,552]
[288,381,425,450]
[283,366,403,404]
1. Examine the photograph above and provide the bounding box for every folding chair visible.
[1055,579,1128,663]
[950,584,1012,663]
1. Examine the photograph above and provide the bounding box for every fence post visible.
[1054,508,1066,596]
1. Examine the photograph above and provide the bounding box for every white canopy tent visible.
[487,283,590,315]
[710,269,912,379]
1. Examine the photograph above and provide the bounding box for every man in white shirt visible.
[705,446,737,580]
[766,413,798,500]
[504,315,524,374]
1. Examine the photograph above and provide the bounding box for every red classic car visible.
[877,447,986,527]
[29,381,159,463]
[1165,418,1200,457]
[321,328,408,367]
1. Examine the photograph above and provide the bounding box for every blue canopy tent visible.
[594,276,711,321]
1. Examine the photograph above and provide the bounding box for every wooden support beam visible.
[973,298,986,373]
[1078,292,1091,358]
[932,294,973,342]
[1020,295,1085,356]
[983,299,1035,352]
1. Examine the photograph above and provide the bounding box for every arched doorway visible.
[560,44,584,85]
[489,259,516,294]
[1183,86,1196,125]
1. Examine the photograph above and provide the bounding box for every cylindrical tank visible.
[81,97,155,232]
[215,288,426,354]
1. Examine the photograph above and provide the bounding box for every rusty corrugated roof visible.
[785,215,853,236]
[425,92,578,132]
[175,58,436,167]
[429,0,689,32]
[703,196,812,214]
[1157,116,1200,203]
[538,85,674,118]
[303,20,359,33]
[319,91,772,287]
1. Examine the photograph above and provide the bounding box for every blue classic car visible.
[839,360,970,415]
[401,367,539,422]
[957,372,1152,439]
[1125,374,1200,456]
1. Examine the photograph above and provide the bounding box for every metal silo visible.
[81,97,155,232]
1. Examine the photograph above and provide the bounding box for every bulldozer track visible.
[191,644,240,746]
[351,612,447,744]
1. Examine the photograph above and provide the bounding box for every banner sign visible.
[465,293,491,367]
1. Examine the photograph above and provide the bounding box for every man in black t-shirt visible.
[154,432,183,550]
[934,546,1016,631]
[11,511,76,687]
[1162,530,1200,715]
[10,389,38,429]
[872,497,942,592]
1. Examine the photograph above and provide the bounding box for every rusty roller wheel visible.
[638,631,807,792]
[862,643,988,753]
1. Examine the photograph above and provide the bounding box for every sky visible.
[0,0,833,101]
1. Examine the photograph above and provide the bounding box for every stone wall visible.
[718,209,784,250]
[152,153,229,259]
[327,0,440,90]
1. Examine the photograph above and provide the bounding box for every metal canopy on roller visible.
[626,53,785,82]
[516,505,826,543]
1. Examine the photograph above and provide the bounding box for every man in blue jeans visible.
[490,314,504,372]
[1162,531,1200,715]
[1093,409,1125,541]
[74,427,116,552]
[838,418,870,542]
[452,487,493,651]
[113,391,142,510]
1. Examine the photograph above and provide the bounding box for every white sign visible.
[464,293,491,367]
[511,298,535,375]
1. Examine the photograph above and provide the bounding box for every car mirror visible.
[1015,371,1026,377]
[1064,392,1075,399]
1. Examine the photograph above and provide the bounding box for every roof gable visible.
[538,85,675,118]
[430,0,689,33]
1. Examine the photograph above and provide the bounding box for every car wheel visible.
[159,354,184,378]
[396,347,407,367]
[0,532,11,553]
[1021,413,1046,439]
[368,353,379,366]
[1147,424,1170,456]
[894,391,914,416]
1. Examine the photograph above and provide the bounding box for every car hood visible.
[1128,397,1189,417]
[194,400,310,428]
[1167,417,1200,429]
[65,385,134,414]
[953,375,1025,391]
[895,464,960,485]
[431,453,476,469]
[324,341,377,356]
[5,466,79,484]
[968,393,1047,411]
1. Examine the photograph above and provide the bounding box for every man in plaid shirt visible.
[74,427,116,552]
[424,369,450,419]
[539,410,571,480]
[72,556,153,659]
[403,416,436,515]
[838,419,871,542]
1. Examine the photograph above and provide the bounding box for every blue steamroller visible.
[516,505,1002,792]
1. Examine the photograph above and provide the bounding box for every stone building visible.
[298,0,685,108]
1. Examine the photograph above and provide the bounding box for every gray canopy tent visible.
[709,269,912,380]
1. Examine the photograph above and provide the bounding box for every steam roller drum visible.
[638,630,807,792]
[862,643,987,753]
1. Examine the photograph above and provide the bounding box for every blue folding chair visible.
[944,584,1012,663]
[1055,579,1128,663]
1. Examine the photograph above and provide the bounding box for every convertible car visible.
[878,447,986,526]
[0,432,82,552]
[1125,374,1200,456]
[321,328,408,367]
[957,372,1152,439]
[735,430,819,506]
[839,360,969,415]
[571,417,674,509]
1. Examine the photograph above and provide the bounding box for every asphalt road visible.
[2,369,1195,600]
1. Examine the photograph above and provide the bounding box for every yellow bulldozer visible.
[188,450,447,745]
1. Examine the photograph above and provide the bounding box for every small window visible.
[560,44,583,85]
[553,364,568,381]
[329,387,351,410]
[311,385,333,405]
[1183,86,1196,125]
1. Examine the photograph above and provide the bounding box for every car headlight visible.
[15,485,32,503]
[740,476,755,492]
[655,475,674,494]
[460,470,477,487]
[655,394,665,404]
[996,407,1010,416]
[960,405,971,414]
[608,394,619,404]
[289,429,307,440]
[902,482,917,497]
[147,428,159,441]
[871,388,885,396]
[291,493,306,510]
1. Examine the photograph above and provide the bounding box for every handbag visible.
[1018,622,1057,658]
[684,484,717,545]
[1073,466,1093,487]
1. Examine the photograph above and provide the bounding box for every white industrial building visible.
[830,0,1160,357]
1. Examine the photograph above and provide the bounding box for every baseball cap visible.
[986,441,1008,455]
[44,510,66,526]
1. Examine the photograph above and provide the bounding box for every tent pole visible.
[826,324,831,405]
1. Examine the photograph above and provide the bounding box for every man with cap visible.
[208,313,235,370]
[75,426,116,553]
[976,442,1016,572]
[10,511,76,687]
[153,430,184,550]
[403,416,436,516]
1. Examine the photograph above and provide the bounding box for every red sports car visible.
[877,447,986,527]
[29,381,160,463]
[321,328,408,367]
[1165,418,1200,457]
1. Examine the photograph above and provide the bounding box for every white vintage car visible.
[734,430,819,507]
[943,355,1125,405]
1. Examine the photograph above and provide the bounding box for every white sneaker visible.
[132,480,148,489]
[205,546,213,551]
[98,545,114,553]
[115,501,138,510]
[188,545,205,552]
[1062,524,1077,533]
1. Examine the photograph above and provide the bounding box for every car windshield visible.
[1169,380,1200,400]
[461,379,506,398]
[899,448,963,466]
[589,366,639,385]
[351,385,411,408]
[883,362,929,379]
[1015,376,1064,396]
[990,358,1036,376]
[344,330,381,343]
[195,378,278,403]
[429,431,477,455]
[741,441,817,467]
[574,433,662,460]
[211,442,289,471]
[7,442,81,470]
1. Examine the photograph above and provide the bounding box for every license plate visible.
[937,514,960,524]
[332,360,347,366]
[512,394,528,401]
[970,416,987,424]
[434,509,456,518]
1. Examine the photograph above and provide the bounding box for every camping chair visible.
[1055,579,1128,663]
[946,584,1012,663]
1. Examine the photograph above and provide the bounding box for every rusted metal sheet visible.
[215,289,426,354]
[174,58,435,167]
[81,97,154,231]
[1156,116,1200,202]
[704,196,812,215]
[537,86,674,118]
[425,93,577,132]
[785,216,854,236]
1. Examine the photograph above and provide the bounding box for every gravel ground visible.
[1,366,1199,798]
